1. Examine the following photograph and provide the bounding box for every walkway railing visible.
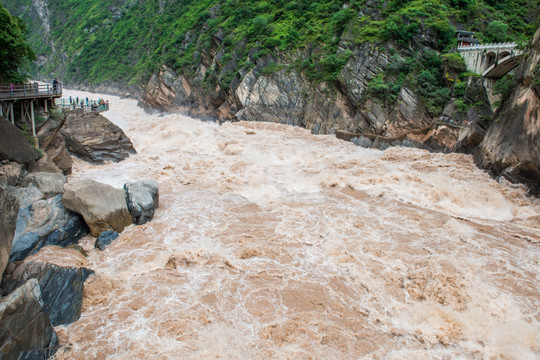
[55,98,109,112]
[458,42,517,51]
[0,83,62,100]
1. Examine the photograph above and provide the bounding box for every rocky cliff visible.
[474,25,540,195]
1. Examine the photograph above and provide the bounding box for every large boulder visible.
[0,188,19,284]
[10,195,89,262]
[1,261,94,326]
[0,279,59,359]
[61,110,136,164]
[19,172,67,198]
[62,179,132,237]
[0,117,41,164]
[124,180,159,225]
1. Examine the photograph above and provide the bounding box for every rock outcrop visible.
[61,110,136,164]
[62,179,132,237]
[1,261,94,326]
[474,26,540,195]
[10,195,88,262]
[0,188,19,284]
[0,279,59,359]
[124,180,159,225]
[0,117,41,164]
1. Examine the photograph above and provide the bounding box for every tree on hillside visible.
[0,4,35,83]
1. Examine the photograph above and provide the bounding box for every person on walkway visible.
[9,83,14,97]
[52,78,59,94]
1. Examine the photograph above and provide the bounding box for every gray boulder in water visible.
[1,261,94,326]
[95,231,119,250]
[0,278,59,359]
[62,179,132,237]
[124,180,159,225]
[10,195,89,262]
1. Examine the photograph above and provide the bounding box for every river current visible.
[45,90,539,359]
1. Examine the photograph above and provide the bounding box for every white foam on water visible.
[51,89,540,359]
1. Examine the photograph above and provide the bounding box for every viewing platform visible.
[0,83,62,101]
[0,82,62,144]
[56,97,109,113]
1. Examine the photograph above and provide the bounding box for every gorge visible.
[0,0,540,358]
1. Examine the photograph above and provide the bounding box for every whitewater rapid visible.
[47,89,539,359]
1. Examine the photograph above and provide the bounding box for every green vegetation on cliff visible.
[3,0,538,88]
[0,4,35,83]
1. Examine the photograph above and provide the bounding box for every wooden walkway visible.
[0,83,62,101]
[0,83,63,143]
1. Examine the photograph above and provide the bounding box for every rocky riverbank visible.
[0,110,158,359]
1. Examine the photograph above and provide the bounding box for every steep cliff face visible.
[140,39,433,137]
[475,26,540,195]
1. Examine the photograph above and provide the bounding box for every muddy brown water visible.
[44,90,540,359]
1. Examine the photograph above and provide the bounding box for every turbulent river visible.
[47,90,540,359]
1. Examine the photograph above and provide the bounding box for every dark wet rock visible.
[61,109,136,164]
[19,172,67,198]
[0,117,41,164]
[4,185,44,209]
[124,180,159,225]
[1,261,94,326]
[0,188,19,284]
[351,136,373,148]
[95,231,119,250]
[10,195,89,262]
[62,179,132,237]
[0,278,59,359]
